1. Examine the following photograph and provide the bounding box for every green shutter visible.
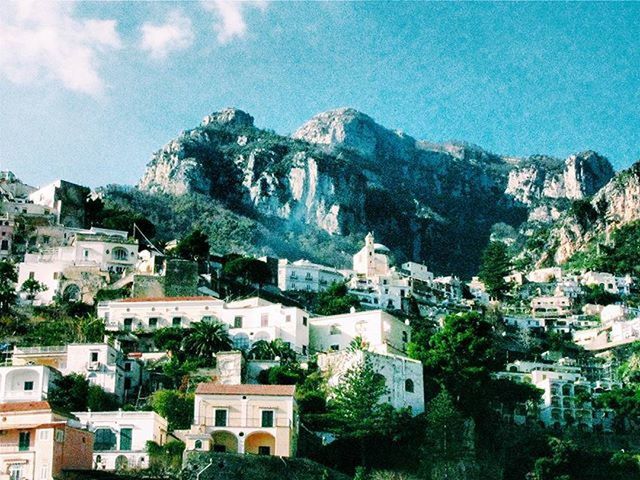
[119,428,133,451]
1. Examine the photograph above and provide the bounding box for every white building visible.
[17,227,139,304]
[99,296,311,356]
[12,344,136,403]
[496,360,617,431]
[0,365,59,403]
[73,410,168,471]
[580,271,633,295]
[317,349,424,414]
[277,259,346,292]
[353,232,391,277]
[309,310,410,356]
[400,262,434,284]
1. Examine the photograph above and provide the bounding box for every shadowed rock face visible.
[137,107,616,277]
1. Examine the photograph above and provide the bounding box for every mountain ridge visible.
[134,106,619,276]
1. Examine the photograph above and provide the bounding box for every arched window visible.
[62,284,81,302]
[372,373,386,388]
[405,379,414,393]
[194,440,202,450]
[94,428,117,451]
[112,247,128,261]
[233,333,250,350]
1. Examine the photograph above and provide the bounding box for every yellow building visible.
[0,401,94,480]
[185,384,298,457]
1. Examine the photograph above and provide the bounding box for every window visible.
[54,429,65,442]
[214,409,227,427]
[112,248,128,261]
[149,317,158,329]
[0,240,8,251]
[9,465,23,480]
[119,428,132,451]
[172,317,181,327]
[405,379,415,393]
[90,352,99,362]
[194,440,202,450]
[258,446,271,455]
[330,324,341,335]
[402,331,408,342]
[39,430,50,440]
[123,318,133,331]
[24,381,34,391]
[40,465,48,480]
[302,345,307,355]
[29,271,35,279]
[19,431,30,451]
[285,315,291,323]
[261,410,274,428]
[330,344,339,351]
[124,378,131,389]
[83,249,89,258]
[261,313,269,327]
[124,362,132,372]
[302,316,308,326]
[53,272,59,280]
[234,316,243,328]
[94,428,117,451]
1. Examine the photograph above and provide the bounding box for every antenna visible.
[133,223,163,255]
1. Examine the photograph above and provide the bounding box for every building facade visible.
[317,349,425,414]
[0,401,93,480]
[309,310,410,356]
[73,410,168,471]
[277,259,346,293]
[185,384,298,457]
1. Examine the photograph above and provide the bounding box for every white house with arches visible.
[17,227,139,305]
[73,410,168,471]
[0,365,59,403]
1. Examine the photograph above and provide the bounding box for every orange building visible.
[0,401,94,480]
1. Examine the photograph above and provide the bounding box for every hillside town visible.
[1,169,639,480]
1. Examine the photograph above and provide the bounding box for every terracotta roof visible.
[0,401,51,413]
[0,422,67,430]
[119,296,216,303]
[195,383,296,396]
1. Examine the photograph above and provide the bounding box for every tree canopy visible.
[478,241,511,299]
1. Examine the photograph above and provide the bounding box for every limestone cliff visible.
[138,107,616,276]
[543,162,640,265]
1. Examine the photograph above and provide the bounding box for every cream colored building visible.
[0,366,59,403]
[185,384,298,457]
[353,233,391,278]
[0,401,93,480]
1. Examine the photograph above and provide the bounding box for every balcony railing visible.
[195,414,291,430]
[13,345,67,354]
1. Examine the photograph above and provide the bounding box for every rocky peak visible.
[293,107,416,161]
[201,108,254,129]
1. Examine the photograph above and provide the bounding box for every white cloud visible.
[0,1,121,96]
[201,0,267,44]
[140,10,194,60]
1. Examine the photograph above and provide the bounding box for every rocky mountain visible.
[534,161,640,266]
[137,107,616,277]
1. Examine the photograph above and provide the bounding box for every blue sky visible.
[1,1,639,188]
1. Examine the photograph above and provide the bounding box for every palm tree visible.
[248,339,275,360]
[182,320,232,365]
[248,339,297,363]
